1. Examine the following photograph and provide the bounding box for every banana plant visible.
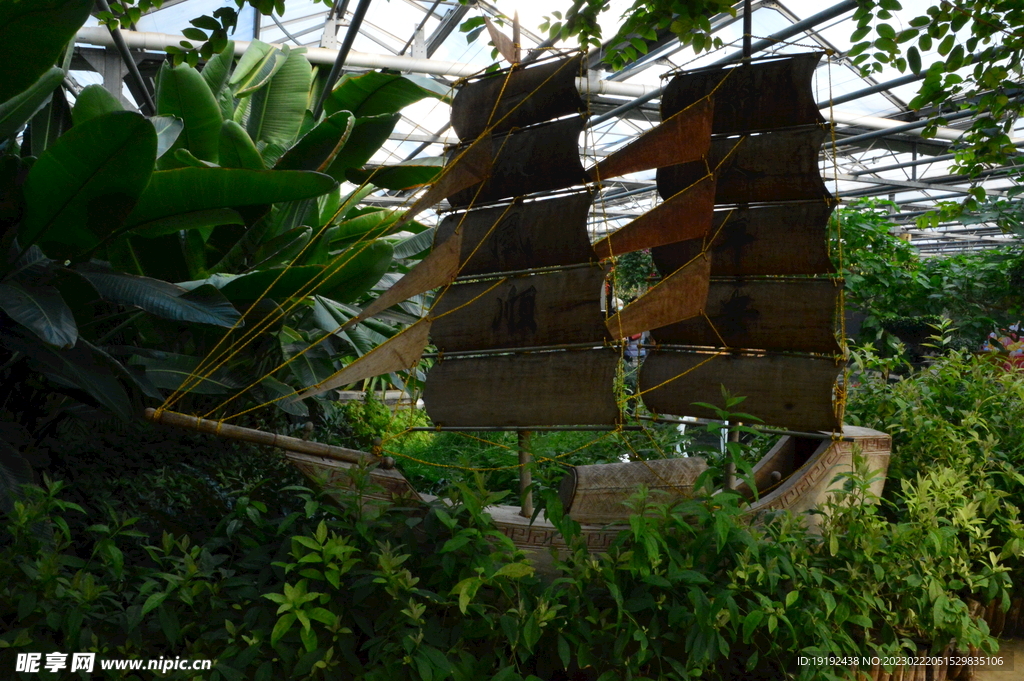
[1,18,451,492]
[0,10,358,496]
[113,40,451,403]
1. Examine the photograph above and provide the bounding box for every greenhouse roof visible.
[72,0,1024,254]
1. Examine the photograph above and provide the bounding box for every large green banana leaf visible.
[129,351,244,396]
[260,375,308,416]
[122,167,337,232]
[0,280,76,348]
[392,227,436,259]
[278,326,340,389]
[20,111,157,258]
[201,40,235,98]
[75,263,241,328]
[0,67,63,141]
[72,106,180,163]
[230,41,288,97]
[251,226,313,269]
[325,72,450,117]
[346,156,444,191]
[328,208,408,244]
[274,111,354,172]
[156,63,223,169]
[218,120,265,170]
[151,117,185,160]
[27,81,71,156]
[216,265,324,301]
[321,241,394,302]
[211,240,392,303]
[70,84,122,126]
[0,0,92,103]
[326,113,400,181]
[131,209,243,239]
[1,329,134,421]
[244,48,311,149]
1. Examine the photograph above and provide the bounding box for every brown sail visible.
[431,266,611,352]
[652,201,836,276]
[421,55,622,429]
[423,350,620,427]
[640,350,842,432]
[605,255,710,339]
[656,126,831,204]
[587,98,713,182]
[592,176,716,259]
[662,53,824,134]
[650,279,842,354]
[344,229,462,328]
[447,117,588,207]
[451,55,585,140]
[434,192,595,275]
[296,318,432,400]
[639,53,842,432]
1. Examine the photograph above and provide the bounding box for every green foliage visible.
[534,0,734,69]
[0,68,64,141]
[847,0,1024,224]
[325,72,450,119]
[0,28,449,449]
[612,249,657,302]
[832,200,1024,349]
[388,421,693,499]
[0,0,92,103]
[1,447,1008,681]
[19,111,157,259]
[851,1,1023,168]
[845,337,1024,595]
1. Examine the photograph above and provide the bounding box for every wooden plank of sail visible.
[435,192,595,275]
[652,201,836,276]
[639,350,842,432]
[431,266,611,352]
[657,126,831,204]
[662,53,824,134]
[586,98,713,182]
[650,279,841,354]
[294,318,432,400]
[447,117,588,208]
[424,349,621,427]
[593,176,716,259]
[605,255,710,339]
[451,55,584,140]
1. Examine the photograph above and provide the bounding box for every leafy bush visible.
[832,199,1024,351]
[845,330,1024,601]
[1,447,1007,681]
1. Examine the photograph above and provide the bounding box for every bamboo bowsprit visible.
[143,408,395,469]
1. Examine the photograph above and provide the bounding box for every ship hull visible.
[283,425,890,562]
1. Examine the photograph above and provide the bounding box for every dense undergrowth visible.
[3,339,1024,679]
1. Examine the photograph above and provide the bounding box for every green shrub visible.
[845,335,1024,601]
[1,455,1004,681]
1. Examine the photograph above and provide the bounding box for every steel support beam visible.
[314,0,373,117]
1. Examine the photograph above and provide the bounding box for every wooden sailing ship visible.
[148,48,891,551]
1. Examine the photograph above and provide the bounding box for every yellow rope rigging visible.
[151,48,846,492]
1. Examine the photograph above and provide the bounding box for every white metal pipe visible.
[77,27,665,96]
[75,27,984,142]
[76,26,482,77]
[829,109,960,142]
